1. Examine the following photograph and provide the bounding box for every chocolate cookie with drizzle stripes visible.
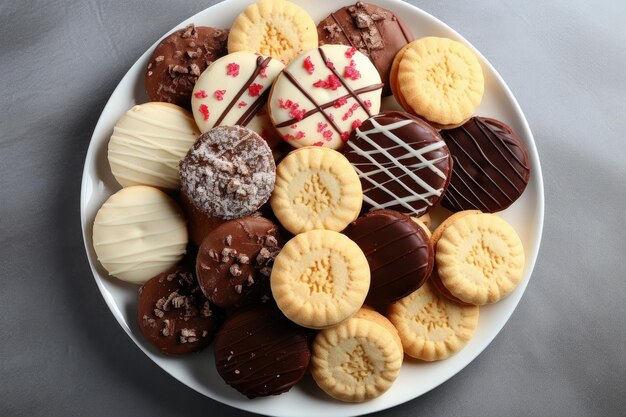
[440,117,530,213]
[317,2,414,96]
[344,111,453,217]
[214,305,311,399]
[191,51,284,153]
[344,209,433,307]
[268,44,383,150]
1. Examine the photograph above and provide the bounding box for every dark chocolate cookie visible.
[344,111,452,217]
[137,267,221,355]
[195,217,282,310]
[343,209,433,306]
[440,117,530,213]
[145,24,228,109]
[214,306,311,398]
[317,2,413,96]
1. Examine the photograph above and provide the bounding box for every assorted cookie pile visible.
[91,0,532,403]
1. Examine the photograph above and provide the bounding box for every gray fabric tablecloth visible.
[1,1,625,416]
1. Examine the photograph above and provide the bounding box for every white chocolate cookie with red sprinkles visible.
[191,51,284,150]
[268,44,383,150]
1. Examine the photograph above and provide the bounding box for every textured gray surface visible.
[1,0,625,416]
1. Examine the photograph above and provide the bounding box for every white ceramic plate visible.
[80,0,544,415]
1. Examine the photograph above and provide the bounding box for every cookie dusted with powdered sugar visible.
[344,111,452,217]
[268,44,383,150]
[179,126,275,220]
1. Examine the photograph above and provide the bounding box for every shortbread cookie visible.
[270,230,370,329]
[431,210,481,248]
[138,267,221,355]
[436,212,525,305]
[311,308,403,402]
[108,102,200,191]
[179,126,275,220]
[268,44,383,149]
[317,2,414,96]
[214,306,310,398]
[396,37,484,127]
[191,51,284,151]
[145,24,228,109]
[344,210,433,306]
[92,186,188,284]
[228,0,318,64]
[387,281,479,361]
[352,307,403,354]
[270,147,362,234]
[344,111,452,217]
[428,266,471,306]
[440,117,531,213]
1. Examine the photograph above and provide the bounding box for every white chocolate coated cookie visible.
[108,103,200,191]
[92,186,188,284]
[191,51,284,149]
[268,44,383,149]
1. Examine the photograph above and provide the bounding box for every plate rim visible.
[80,0,545,415]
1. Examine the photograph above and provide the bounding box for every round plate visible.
[80,0,544,415]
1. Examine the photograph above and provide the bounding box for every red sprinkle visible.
[214,90,226,101]
[325,59,335,70]
[226,62,240,77]
[343,60,361,80]
[317,122,328,133]
[328,113,335,121]
[312,141,324,147]
[323,130,332,140]
[333,97,348,108]
[313,75,341,90]
[278,98,294,110]
[345,47,357,58]
[296,131,306,139]
[341,132,350,141]
[290,124,298,129]
[289,103,306,121]
[194,90,207,99]
[238,101,247,108]
[303,56,315,75]
[199,104,210,121]
[342,103,360,121]
[284,131,306,141]
[364,99,372,109]
[351,119,362,130]
[248,83,263,97]
[259,67,268,78]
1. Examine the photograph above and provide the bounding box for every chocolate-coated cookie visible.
[145,24,228,109]
[317,2,413,96]
[214,306,311,398]
[440,117,530,213]
[179,125,276,220]
[344,111,452,217]
[343,209,433,306]
[138,267,221,355]
[196,217,282,310]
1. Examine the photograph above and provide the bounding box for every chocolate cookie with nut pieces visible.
[196,217,283,310]
[145,24,229,109]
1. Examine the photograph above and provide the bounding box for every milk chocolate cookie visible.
[440,117,531,213]
[344,111,452,217]
[179,126,275,220]
[196,217,282,310]
[214,305,311,398]
[343,209,433,306]
[138,267,221,355]
[145,24,228,109]
[317,2,414,96]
